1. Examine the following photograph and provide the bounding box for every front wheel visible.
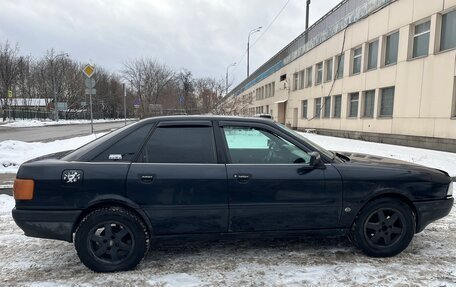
[74,207,149,272]
[353,198,415,257]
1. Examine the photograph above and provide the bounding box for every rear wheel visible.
[74,207,149,272]
[353,198,415,257]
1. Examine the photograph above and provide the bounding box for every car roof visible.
[139,115,275,124]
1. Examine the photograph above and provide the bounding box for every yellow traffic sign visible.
[83,64,95,78]
[7,90,12,98]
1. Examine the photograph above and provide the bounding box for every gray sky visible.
[0,0,340,86]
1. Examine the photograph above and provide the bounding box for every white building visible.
[227,0,456,152]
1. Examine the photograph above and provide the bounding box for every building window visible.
[302,100,308,118]
[293,73,299,91]
[367,40,379,70]
[299,70,305,89]
[385,32,399,65]
[441,10,456,51]
[336,53,344,79]
[306,66,313,87]
[363,90,375,118]
[315,62,323,84]
[349,93,359,118]
[280,74,287,81]
[380,87,395,117]
[271,82,275,97]
[325,58,333,82]
[333,95,342,118]
[352,47,362,74]
[412,21,430,58]
[315,98,321,119]
[323,96,331,118]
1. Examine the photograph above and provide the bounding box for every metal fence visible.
[0,109,116,121]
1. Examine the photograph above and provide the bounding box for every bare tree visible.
[194,77,225,114]
[0,42,24,120]
[214,92,253,116]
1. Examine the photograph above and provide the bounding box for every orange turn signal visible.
[13,179,34,200]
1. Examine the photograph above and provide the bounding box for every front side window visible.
[333,95,342,118]
[413,21,430,58]
[349,93,359,118]
[367,40,379,70]
[385,32,399,65]
[302,100,308,118]
[306,66,313,87]
[441,10,456,51]
[325,58,333,82]
[323,96,331,118]
[336,53,344,79]
[363,90,375,118]
[352,47,362,74]
[380,87,395,117]
[315,98,322,119]
[316,62,323,84]
[223,126,311,164]
[138,126,216,163]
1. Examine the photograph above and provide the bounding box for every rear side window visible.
[138,126,216,164]
[93,124,153,162]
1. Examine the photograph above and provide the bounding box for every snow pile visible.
[2,119,132,128]
[299,132,456,177]
[0,133,105,174]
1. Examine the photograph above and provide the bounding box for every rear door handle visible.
[139,174,154,183]
[233,174,251,183]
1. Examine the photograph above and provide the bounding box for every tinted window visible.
[380,87,395,117]
[363,90,375,118]
[333,95,342,118]
[367,40,379,70]
[138,126,216,163]
[441,10,456,51]
[413,21,430,58]
[349,93,359,118]
[94,124,152,162]
[223,126,311,164]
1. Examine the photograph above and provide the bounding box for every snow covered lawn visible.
[0,133,106,174]
[1,118,133,128]
[0,193,455,286]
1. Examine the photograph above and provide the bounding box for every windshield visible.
[275,123,335,160]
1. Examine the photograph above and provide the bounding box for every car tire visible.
[74,207,149,272]
[353,198,415,257]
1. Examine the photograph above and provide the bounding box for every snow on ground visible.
[0,133,106,174]
[0,193,455,286]
[1,118,133,128]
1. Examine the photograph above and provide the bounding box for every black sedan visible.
[12,116,453,272]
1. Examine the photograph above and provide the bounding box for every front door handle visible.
[233,174,251,183]
[139,174,154,183]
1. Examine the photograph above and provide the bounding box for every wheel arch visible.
[352,192,417,231]
[72,195,153,240]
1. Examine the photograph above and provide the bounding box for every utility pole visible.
[123,83,127,126]
[305,0,311,43]
[225,62,236,95]
[247,26,262,77]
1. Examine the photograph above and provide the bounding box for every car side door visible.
[218,121,342,232]
[126,120,229,235]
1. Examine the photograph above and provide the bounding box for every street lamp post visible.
[247,26,262,77]
[225,62,236,95]
[48,53,69,121]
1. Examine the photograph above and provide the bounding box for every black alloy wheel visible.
[75,207,149,272]
[353,198,415,257]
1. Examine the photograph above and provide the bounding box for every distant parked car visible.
[12,116,453,272]
[254,113,272,119]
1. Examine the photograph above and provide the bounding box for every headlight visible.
[448,182,454,197]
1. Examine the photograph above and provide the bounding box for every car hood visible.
[336,151,449,176]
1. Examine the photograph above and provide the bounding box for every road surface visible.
[0,121,135,142]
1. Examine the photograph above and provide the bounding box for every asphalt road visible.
[0,121,135,142]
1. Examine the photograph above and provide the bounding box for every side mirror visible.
[308,151,324,169]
